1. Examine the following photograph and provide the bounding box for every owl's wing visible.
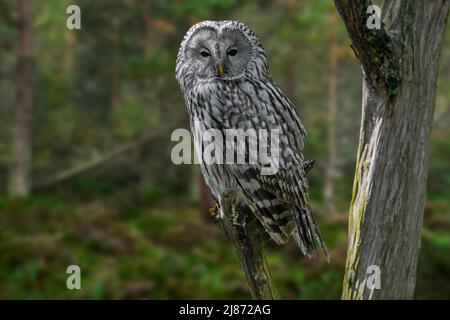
[227,80,328,258]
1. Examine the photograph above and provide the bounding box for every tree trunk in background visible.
[335,0,450,299]
[283,2,297,104]
[324,11,339,216]
[110,19,121,112]
[8,0,33,197]
[283,55,296,103]
[141,0,152,57]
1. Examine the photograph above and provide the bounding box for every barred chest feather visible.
[187,80,243,199]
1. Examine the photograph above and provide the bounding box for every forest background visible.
[0,0,448,299]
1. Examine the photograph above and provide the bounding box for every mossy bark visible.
[335,0,450,299]
[212,200,279,300]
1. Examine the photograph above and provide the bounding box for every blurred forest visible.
[0,0,449,299]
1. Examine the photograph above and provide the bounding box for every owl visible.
[175,20,328,258]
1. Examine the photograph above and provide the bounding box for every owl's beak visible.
[217,65,225,76]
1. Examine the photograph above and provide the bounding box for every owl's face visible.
[176,21,269,93]
[184,26,252,81]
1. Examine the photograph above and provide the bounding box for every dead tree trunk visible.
[334,0,450,299]
[8,0,33,197]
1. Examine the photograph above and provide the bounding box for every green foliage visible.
[0,193,447,299]
[416,229,450,299]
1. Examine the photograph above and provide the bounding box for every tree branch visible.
[211,201,279,300]
[33,134,160,189]
[333,0,401,95]
[209,160,315,299]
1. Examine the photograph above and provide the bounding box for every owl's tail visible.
[249,197,329,260]
[291,206,329,261]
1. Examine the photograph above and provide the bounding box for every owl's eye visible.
[227,49,238,57]
[200,50,211,57]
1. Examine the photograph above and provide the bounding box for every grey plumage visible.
[176,20,328,258]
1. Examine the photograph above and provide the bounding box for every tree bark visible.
[212,201,279,300]
[8,0,33,197]
[335,0,450,299]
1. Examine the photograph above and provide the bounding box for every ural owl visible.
[176,20,328,258]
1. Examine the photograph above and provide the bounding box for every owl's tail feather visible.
[235,168,328,259]
[292,206,329,261]
[249,195,329,260]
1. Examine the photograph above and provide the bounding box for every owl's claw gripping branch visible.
[208,203,219,216]
[303,159,315,173]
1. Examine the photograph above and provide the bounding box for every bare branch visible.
[33,134,161,189]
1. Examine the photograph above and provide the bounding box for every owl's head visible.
[176,21,268,92]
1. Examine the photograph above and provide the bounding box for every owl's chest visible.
[190,118,237,197]
[188,83,251,196]
[188,81,259,130]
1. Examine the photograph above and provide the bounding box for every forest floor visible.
[0,190,448,299]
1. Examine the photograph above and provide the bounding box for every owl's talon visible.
[208,203,219,215]
[303,159,316,173]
